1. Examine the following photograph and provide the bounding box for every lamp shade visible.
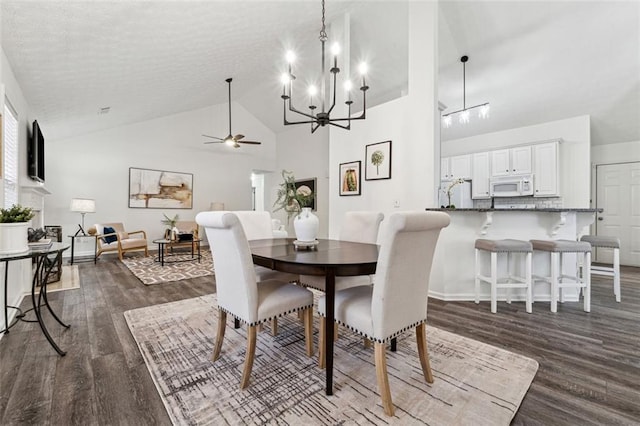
[210,202,225,211]
[70,198,96,213]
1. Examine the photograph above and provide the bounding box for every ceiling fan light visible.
[285,50,296,64]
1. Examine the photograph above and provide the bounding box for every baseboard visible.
[0,292,27,341]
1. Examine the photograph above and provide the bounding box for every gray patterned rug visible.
[125,293,538,425]
[121,250,213,285]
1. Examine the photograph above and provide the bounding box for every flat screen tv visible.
[28,120,45,183]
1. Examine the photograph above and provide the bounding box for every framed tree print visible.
[365,140,392,180]
[339,161,361,196]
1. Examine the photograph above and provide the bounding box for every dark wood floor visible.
[0,256,638,425]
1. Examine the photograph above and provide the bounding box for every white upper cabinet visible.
[471,152,491,199]
[491,146,532,176]
[533,142,559,196]
[441,154,472,180]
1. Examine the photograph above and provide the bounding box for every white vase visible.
[293,207,319,242]
[0,222,30,254]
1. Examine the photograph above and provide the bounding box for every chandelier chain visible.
[319,0,327,41]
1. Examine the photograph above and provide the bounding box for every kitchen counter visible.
[426,207,601,213]
[426,207,598,304]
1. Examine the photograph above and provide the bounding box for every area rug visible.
[38,265,80,293]
[121,250,213,285]
[124,293,538,425]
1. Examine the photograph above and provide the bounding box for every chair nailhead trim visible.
[318,313,427,343]
[219,304,313,327]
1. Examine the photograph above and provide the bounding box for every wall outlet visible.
[393,200,400,208]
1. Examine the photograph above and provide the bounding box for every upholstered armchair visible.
[196,211,314,390]
[318,211,450,416]
[93,223,149,260]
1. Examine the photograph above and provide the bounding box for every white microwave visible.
[489,175,534,197]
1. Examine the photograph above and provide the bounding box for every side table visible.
[68,234,98,265]
[153,238,202,267]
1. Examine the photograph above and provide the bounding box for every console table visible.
[1,243,71,356]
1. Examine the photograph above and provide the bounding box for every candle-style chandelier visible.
[280,0,369,133]
[442,55,490,128]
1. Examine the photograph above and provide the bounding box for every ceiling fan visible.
[203,78,262,149]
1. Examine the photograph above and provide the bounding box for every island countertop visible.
[425,207,601,213]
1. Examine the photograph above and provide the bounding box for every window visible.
[3,101,19,208]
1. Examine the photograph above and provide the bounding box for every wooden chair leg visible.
[416,323,434,383]
[212,308,227,361]
[240,325,258,390]
[271,318,278,336]
[318,317,326,369]
[374,342,395,416]
[303,308,314,357]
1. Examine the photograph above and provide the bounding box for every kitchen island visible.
[425,208,600,304]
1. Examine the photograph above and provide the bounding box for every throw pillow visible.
[103,226,117,244]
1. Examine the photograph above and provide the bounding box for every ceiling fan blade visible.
[203,140,224,144]
[234,134,245,141]
[237,140,262,145]
[202,134,224,141]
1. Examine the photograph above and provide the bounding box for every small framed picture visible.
[339,161,361,196]
[294,177,317,211]
[365,140,392,180]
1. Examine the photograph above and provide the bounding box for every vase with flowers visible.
[273,170,318,242]
[161,213,179,240]
[442,178,466,209]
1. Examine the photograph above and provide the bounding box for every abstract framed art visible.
[129,167,193,209]
[339,161,361,196]
[365,140,392,180]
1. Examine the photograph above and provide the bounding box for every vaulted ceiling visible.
[2,1,638,146]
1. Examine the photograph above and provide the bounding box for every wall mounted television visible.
[28,120,45,183]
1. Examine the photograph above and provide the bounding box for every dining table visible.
[249,238,379,396]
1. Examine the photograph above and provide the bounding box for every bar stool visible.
[475,239,533,314]
[530,239,591,313]
[580,235,621,302]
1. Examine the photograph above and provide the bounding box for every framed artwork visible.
[294,177,317,211]
[128,167,193,209]
[339,161,361,196]
[365,140,392,180]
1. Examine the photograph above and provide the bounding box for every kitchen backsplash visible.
[474,196,564,209]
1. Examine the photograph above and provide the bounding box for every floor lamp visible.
[70,198,96,236]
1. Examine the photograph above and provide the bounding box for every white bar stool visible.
[475,239,533,314]
[530,239,592,313]
[580,235,621,302]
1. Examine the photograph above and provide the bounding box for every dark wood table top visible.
[249,238,379,276]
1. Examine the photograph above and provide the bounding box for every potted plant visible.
[273,170,317,242]
[0,204,35,254]
[161,213,179,240]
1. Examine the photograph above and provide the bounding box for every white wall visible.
[46,101,277,253]
[268,125,330,238]
[592,140,640,165]
[329,2,438,237]
[442,115,592,207]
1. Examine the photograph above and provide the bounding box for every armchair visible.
[93,223,149,260]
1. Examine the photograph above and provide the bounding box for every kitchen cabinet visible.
[533,141,559,196]
[471,152,491,199]
[441,154,472,180]
[491,146,532,176]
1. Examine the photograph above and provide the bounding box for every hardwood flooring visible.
[0,256,638,425]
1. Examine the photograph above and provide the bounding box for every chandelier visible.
[280,0,369,133]
[442,55,489,128]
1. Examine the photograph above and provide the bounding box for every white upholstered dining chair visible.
[195,211,314,390]
[300,211,384,291]
[318,211,450,416]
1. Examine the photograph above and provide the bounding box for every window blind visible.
[3,102,19,208]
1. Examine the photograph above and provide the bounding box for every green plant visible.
[161,213,179,229]
[0,204,35,223]
[273,170,315,222]
[371,150,384,174]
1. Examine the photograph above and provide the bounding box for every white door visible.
[596,162,640,266]
[533,142,559,196]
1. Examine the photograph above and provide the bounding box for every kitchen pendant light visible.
[442,55,489,128]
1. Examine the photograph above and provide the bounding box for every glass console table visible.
[1,243,71,356]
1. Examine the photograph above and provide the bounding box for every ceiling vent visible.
[98,107,111,115]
